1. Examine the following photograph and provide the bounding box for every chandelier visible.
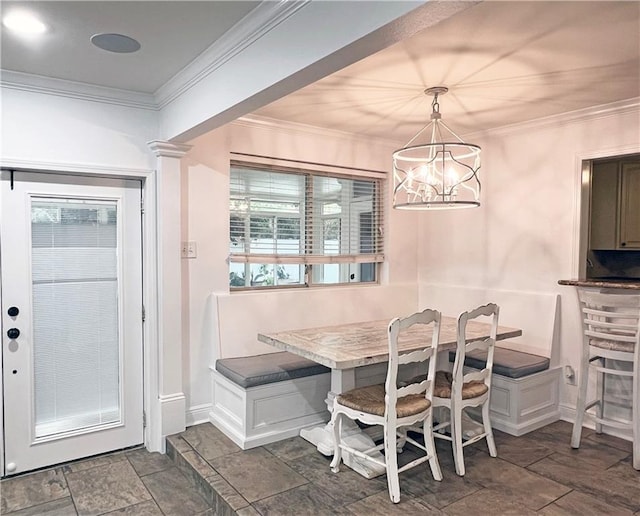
[392,87,481,209]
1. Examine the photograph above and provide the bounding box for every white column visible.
[148,140,191,444]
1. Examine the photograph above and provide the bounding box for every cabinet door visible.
[590,161,618,250]
[619,162,640,248]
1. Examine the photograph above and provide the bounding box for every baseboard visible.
[159,392,187,438]
[186,403,213,427]
[210,408,325,449]
[490,409,561,437]
[209,410,246,449]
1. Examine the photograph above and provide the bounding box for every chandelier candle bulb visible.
[392,86,481,210]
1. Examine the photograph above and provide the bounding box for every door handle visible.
[7,328,20,339]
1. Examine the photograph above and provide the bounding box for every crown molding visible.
[148,140,192,158]
[236,98,640,148]
[154,0,309,109]
[0,70,157,110]
[466,97,640,140]
[233,114,401,150]
[0,2,310,112]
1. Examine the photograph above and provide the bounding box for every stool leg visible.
[595,358,605,434]
[572,349,590,449]
[633,359,639,471]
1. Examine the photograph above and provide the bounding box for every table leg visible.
[299,368,386,479]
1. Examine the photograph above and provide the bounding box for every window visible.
[229,159,384,289]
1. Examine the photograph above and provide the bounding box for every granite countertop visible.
[558,279,640,290]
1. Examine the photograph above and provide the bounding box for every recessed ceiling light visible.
[3,11,47,35]
[91,33,141,54]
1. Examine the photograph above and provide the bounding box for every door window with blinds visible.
[31,199,121,437]
[229,161,384,289]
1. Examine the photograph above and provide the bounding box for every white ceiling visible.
[254,1,640,140]
[1,1,638,139]
[0,1,259,93]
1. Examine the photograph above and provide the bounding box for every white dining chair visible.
[329,308,443,504]
[571,289,640,470]
[432,303,499,476]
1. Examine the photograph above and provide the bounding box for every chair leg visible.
[329,413,342,473]
[384,424,401,503]
[423,415,442,481]
[482,401,497,457]
[396,428,407,453]
[451,405,465,476]
[571,352,590,449]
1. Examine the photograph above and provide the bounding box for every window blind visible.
[229,161,384,268]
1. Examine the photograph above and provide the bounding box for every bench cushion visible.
[448,347,550,379]
[215,351,330,388]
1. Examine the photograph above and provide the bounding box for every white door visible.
[1,171,143,475]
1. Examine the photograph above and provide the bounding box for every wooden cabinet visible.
[590,159,640,250]
[590,161,618,250]
[619,162,640,248]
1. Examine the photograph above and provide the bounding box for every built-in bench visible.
[421,285,563,436]
[207,289,418,450]
[211,351,331,450]
[207,287,562,448]
[449,346,560,436]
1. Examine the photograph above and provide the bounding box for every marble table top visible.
[258,316,522,370]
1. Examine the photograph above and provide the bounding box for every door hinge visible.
[143,410,147,428]
[142,305,146,322]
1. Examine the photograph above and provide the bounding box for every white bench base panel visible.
[469,366,562,436]
[209,368,331,449]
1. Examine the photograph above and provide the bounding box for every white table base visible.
[299,369,486,479]
[300,369,387,479]
[300,420,386,479]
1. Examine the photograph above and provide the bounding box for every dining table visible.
[258,315,522,478]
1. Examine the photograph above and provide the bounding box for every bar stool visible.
[571,288,640,470]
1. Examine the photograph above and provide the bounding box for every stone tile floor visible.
[1,420,639,515]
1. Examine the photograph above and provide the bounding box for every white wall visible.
[0,86,175,449]
[418,101,640,421]
[6,85,638,434]
[1,87,157,170]
[182,119,422,418]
